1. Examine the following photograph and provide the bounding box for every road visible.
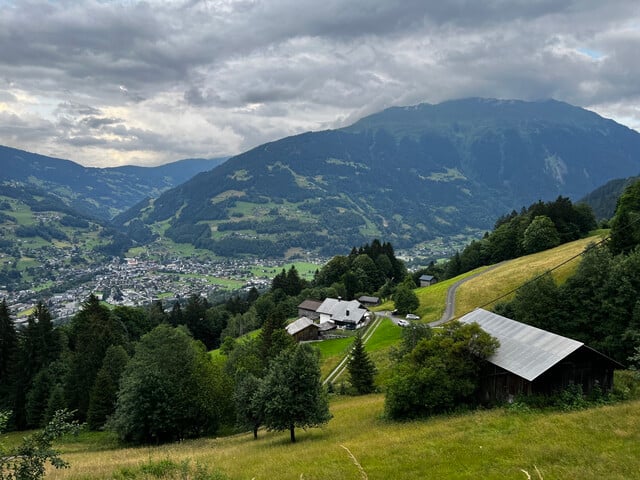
[430,262,505,326]
[322,263,504,384]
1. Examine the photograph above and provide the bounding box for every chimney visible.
[346,309,350,316]
[338,296,342,302]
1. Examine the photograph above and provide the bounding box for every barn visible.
[286,316,320,342]
[459,308,622,403]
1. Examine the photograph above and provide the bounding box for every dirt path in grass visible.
[322,314,383,385]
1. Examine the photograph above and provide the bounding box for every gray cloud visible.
[0,0,639,166]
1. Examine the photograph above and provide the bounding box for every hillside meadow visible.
[452,233,609,318]
[29,394,640,480]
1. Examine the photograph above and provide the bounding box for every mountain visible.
[580,176,640,220]
[117,98,640,258]
[0,145,227,220]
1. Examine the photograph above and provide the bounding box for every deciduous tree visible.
[110,325,228,444]
[385,321,498,419]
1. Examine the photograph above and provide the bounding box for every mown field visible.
[22,395,640,480]
[454,233,608,317]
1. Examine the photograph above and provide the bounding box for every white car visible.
[405,313,420,320]
[397,319,410,327]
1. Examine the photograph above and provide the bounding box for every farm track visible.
[322,314,383,385]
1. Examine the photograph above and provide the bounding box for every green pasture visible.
[26,396,640,480]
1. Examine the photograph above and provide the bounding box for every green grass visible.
[33,396,640,480]
[373,268,489,322]
[455,234,606,317]
[315,335,354,378]
[251,262,320,281]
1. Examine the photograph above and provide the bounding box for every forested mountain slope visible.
[118,98,640,257]
[0,145,226,220]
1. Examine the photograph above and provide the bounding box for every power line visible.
[473,210,640,312]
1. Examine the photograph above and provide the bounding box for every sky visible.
[1,0,639,168]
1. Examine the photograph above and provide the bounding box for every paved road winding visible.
[323,262,504,383]
[430,262,505,327]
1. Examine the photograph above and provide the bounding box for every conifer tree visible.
[87,345,129,430]
[260,343,331,442]
[0,300,17,409]
[347,333,377,394]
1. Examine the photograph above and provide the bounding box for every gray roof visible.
[458,308,584,382]
[286,316,318,335]
[358,295,379,304]
[298,299,323,311]
[317,298,367,324]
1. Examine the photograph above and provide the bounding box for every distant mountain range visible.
[116,98,640,257]
[0,145,227,220]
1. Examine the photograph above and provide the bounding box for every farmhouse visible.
[297,299,323,320]
[459,308,622,403]
[286,316,319,342]
[419,274,437,287]
[316,297,369,329]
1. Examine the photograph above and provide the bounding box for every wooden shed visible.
[419,275,437,287]
[286,317,320,342]
[459,309,622,403]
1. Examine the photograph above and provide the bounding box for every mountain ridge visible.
[117,97,640,258]
[0,145,227,220]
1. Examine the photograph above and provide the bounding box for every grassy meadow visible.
[35,395,640,480]
[453,233,607,318]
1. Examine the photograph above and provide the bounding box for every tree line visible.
[494,180,640,365]
[416,196,597,282]
[0,294,330,444]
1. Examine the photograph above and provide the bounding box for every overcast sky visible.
[1,0,639,167]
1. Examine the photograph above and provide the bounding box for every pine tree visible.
[260,344,331,442]
[347,333,377,394]
[87,345,129,430]
[234,373,264,439]
[65,294,126,421]
[0,300,17,408]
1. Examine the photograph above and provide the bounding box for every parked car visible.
[397,319,410,327]
[405,313,420,320]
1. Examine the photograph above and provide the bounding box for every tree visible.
[609,180,640,255]
[0,301,17,409]
[87,345,129,430]
[385,321,498,419]
[0,409,81,480]
[65,294,126,421]
[234,374,264,439]
[522,215,560,254]
[347,333,377,394]
[260,344,331,442]
[393,285,419,315]
[12,303,62,429]
[258,308,293,365]
[110,325,228,444]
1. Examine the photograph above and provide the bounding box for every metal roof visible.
[298,299,323,311]
[458,308,584,381]
[286,316,318,335]
[316,298,367,324]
